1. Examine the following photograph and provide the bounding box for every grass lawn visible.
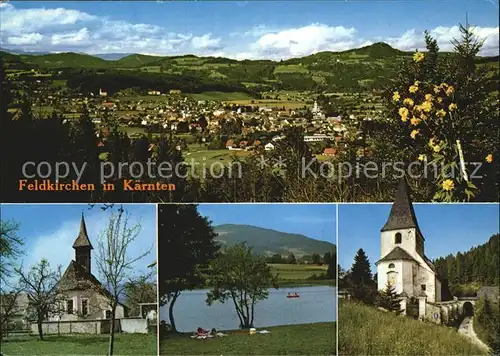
[184,148,250,173]
[160,322,335,355]
[339,301,488,356]
[1,333,157,356]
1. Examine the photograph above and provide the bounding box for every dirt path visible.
[458,316,491,353]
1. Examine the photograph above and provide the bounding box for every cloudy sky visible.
[0,1,498,59]
[1,204,156,282]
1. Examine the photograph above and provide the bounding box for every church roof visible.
[58,260,107,293]
[381,178,423,238]
[73,214,93,249]
[376,247,417,264]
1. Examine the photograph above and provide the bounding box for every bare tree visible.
[0,288,21,341]
[95,207,151,356]
[1,219,24,288]
[14,259,65,340]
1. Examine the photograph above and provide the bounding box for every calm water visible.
[160,285,336,332]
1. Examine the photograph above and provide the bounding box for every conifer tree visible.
[380,281,403,314]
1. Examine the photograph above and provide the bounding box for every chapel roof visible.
[73,214,94,249]
[381,177,423,239]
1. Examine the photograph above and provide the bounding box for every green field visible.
[160,322,335,355]
[1,333,157,355]
[339,301,487,356]
[184,148,250,171]
[270,263,328,280]
[186,91,254,101]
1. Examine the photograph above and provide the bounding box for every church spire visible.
[73,213,93,249]
[381,177,422,235]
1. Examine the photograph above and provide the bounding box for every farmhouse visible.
[376,178,442,303]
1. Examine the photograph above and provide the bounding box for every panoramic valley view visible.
[1,1,499,203]
[338,185,499,356]
[157,204,336,355]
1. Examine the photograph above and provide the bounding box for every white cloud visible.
[51,28,90,46]
[250,24,359,59]
[191,33,222,51]
[7,33,44,45]
[384,25,499,56]
[0,4,97,33]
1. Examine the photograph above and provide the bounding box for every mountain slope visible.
[214,224,335,257]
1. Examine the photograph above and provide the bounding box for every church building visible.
[51,214,127,321]
[376,178,442,303]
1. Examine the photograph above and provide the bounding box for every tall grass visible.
[339,301,487,356]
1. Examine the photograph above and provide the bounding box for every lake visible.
[160,285,336,332]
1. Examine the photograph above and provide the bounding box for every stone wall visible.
[424,302,442,324]
[31,319,120,335]
[121,318,148,334]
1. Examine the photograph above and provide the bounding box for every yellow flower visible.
[433,85,441,94]
[399,107,409,122]
[418,154,427,162]
[486,154,493,163]
[442,179,455,191]
[410,129,419,139]
[437,97,443,103]
[425,94,434,102]
[409,85,419,93]
[410,117,421,126]
[413,104,422,112]
[436,109,446,119]
[392,91,401,102]
[449,103,457,111]
[420,101,433,113]
[420,113,428,120]
[445,86,455,96]
[403,98,414,107]
[414,80,421,86]
[433,144,441,153]
[439,83,449,89]
[413,52,425,62]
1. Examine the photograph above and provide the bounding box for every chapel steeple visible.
[381,177,422,238]
[73,213,93,273]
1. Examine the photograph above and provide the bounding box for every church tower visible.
[376,178,441,302]
[73,214,93,274]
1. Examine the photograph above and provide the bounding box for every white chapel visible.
[376,178,442,303]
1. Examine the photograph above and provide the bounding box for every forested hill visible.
[214,224,335,258]
[1,42,498,94]
[433,234,499,293]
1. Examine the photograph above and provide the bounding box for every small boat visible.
[286,293,300,298]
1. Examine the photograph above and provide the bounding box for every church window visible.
[388,263,395,269]
[81,299,89,316]
[421,284,426,291]
[67,300,74,314]
[105,310,112,319]
[395,233,402,244]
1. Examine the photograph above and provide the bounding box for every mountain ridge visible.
[213,223,335,258]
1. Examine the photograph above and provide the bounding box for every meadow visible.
[0,333,157,355]
[160,322,335,355]
[270,263,328,280]
[338,301,487,356]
